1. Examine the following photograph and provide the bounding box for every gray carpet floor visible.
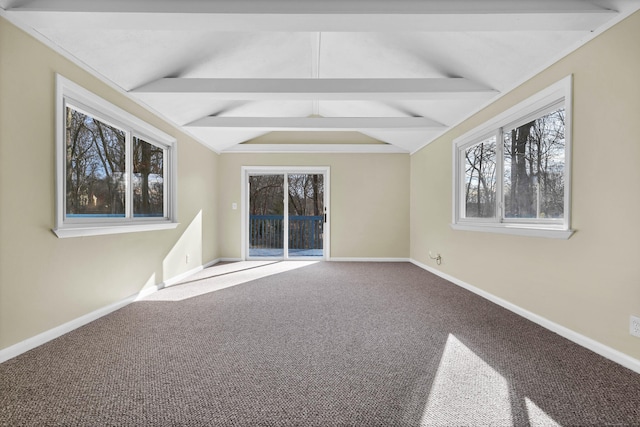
[1,261,640,426]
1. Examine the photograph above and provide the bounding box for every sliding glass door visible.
[248,174,285,257]
[287,173,324,257]
[246,168,328,260]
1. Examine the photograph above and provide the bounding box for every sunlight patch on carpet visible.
[420,334,513,426]
[144,261,318,302]
[526,397,562,427]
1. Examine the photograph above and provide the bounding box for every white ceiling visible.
[2,0,639,153]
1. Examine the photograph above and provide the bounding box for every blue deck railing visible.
[250,215,323,250]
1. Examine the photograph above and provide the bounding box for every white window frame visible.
[54,74,178,238]
[452,75,574,239]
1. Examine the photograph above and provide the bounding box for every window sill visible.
[450,223,574,239]
[53,222,179,238]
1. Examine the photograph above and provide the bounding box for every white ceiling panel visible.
[3,0,638,153]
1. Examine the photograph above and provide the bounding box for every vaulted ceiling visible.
[2,0,639,153]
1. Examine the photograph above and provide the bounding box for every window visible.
[55,75,177,238]
[453,76,573,239]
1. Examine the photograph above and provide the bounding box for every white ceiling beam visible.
[5,0,616,31]
[133,78,498,100]
[5,0,612,14]
[186,116,445,131]
[223,144,409,154]
[310,32,321,116]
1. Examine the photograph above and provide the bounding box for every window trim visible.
[451,75,574,239]
[54,74,178,238]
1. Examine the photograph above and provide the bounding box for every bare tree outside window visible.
[287,174,324,217]
[65,107,126,217]
[464,136,497,218]
[249,175,285,216]
[504,108,565,219]
[133,137,164,217]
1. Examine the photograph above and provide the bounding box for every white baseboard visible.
[0,294,136,364]
[7,257,637,375]
[162,258,220,288]
[329,257,410,262]
[0,258,222,364]
[134,284,164,301]
[410,259,640,375]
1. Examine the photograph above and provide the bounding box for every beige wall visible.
[411,11,640,359]
[218,153,410,259]
[3,8,638,365]
[0,18,219,351]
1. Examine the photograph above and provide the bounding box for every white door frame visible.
[241,166,330,260]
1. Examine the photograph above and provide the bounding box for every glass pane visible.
[65,106,126,218]
[249,175,284,257]
[288,174,324,257]
[133,137,164,217]
[464,136,497,218]
[504,108,565,219]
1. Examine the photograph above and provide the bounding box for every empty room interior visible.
[1,1,640,425]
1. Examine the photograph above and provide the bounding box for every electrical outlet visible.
[428,251,442,266]
[185,254,190,264]
[630,316,640,338]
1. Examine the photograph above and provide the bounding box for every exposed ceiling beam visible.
[5,0,616,31]
[186,116,445,131]
[6,0,612,14]
[133,78,498,100]
[223,144,409,154]
[310,32,321,116]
